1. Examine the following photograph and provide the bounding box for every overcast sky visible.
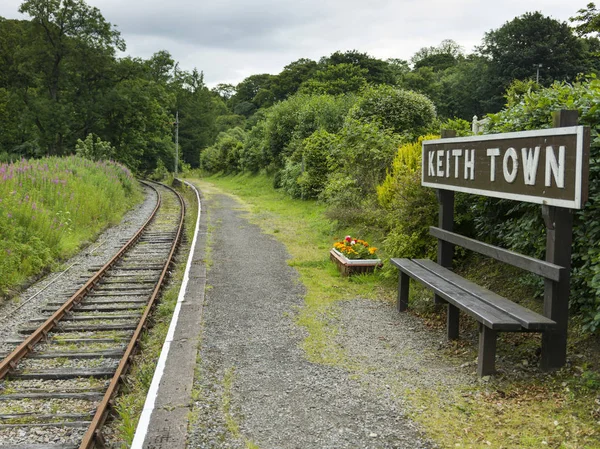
[0,0,587,87]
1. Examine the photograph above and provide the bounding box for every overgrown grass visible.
[0,156,142,296]
[191,172,600,449]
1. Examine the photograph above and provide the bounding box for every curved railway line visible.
[0,181,188,448]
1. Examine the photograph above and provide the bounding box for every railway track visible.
[0,181,186,448]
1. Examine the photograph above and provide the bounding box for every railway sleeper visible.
[86,265,164,271]
[0,420,92,429]
[87,291,151,297]
[98,279,156,284]
[0,392,103,401]
[27,350,125,359]
[43,305,145,313]
[93,285,154,291]
[46,298,148,306]
[9,368,115,380]
[19,323,138,334]
[29,314,141,323]
[0,444,79,449]
[0,412,93,422]
[47,337,132,344]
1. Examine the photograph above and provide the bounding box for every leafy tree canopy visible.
[411,39,463,71]
[570,2,600,36]
[299,63,368,95]
[480,12,588,87]
[321,50,395,85]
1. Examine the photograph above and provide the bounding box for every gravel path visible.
[188,193,442,449]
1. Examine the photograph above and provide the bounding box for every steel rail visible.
[79,182,186,449]
[0,181,161,380]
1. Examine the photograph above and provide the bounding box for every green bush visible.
[376,135,476,265]
[199,127,246,173]
[328,119,401,196]
[199,146,221,173]
[296,130,338,199]
[376,136,439,260]
[320,119,401,225]
[75,134,116,161]
[349,85,437,137]
[261,93,356,168]
[279,160,303,198]
[481,77,600,332]
[239,121,267,173]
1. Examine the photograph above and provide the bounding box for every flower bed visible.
[330,236,381,276]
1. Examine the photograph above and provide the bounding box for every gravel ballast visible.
[187,192,451,449]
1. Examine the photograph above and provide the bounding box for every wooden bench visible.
[392,111,590,377]
[392,233,560,376]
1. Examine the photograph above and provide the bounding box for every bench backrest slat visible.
[430,226,564,282]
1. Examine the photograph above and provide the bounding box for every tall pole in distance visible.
[175,110,179,176]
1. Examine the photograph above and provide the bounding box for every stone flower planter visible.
[329,248,382,276]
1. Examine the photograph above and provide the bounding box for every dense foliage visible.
[480,78,600,332]
[0,156,142,295]
[0,2,227,174]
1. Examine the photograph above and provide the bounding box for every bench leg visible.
[447,304,459,340]
[477,324,497,377]
[398,271,409,312]
[434,293,447,305]
[540,329,567,371]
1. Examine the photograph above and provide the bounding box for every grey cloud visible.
[102,0,334,51]
[0,0,580,86]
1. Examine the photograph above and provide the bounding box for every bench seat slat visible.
[413,259,557,331]
[391,258,522,331]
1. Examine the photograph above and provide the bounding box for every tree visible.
[231,74,273,108]
[0,19,38,156]
[177,86,227,168]
[299,63,368,95]
[99,73,175,172]
[411,39,463,71]
[442,56,497,119]
[571,3,600,36]
[270,58,318,101]
[212,83,236,100]
[349,85,436,136]
[386,58,410,85]
[400,66,442,112]
[322,50,395,85]
[480,12,589,109]
[144,50,176,84]
[14,0,125,155]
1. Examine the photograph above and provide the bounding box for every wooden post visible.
[540,110,577,370]
[437,129,458,339]
[398,271,409,312]
[478,324,497,376]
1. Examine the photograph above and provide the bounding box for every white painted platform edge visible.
[131,180,202,448]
